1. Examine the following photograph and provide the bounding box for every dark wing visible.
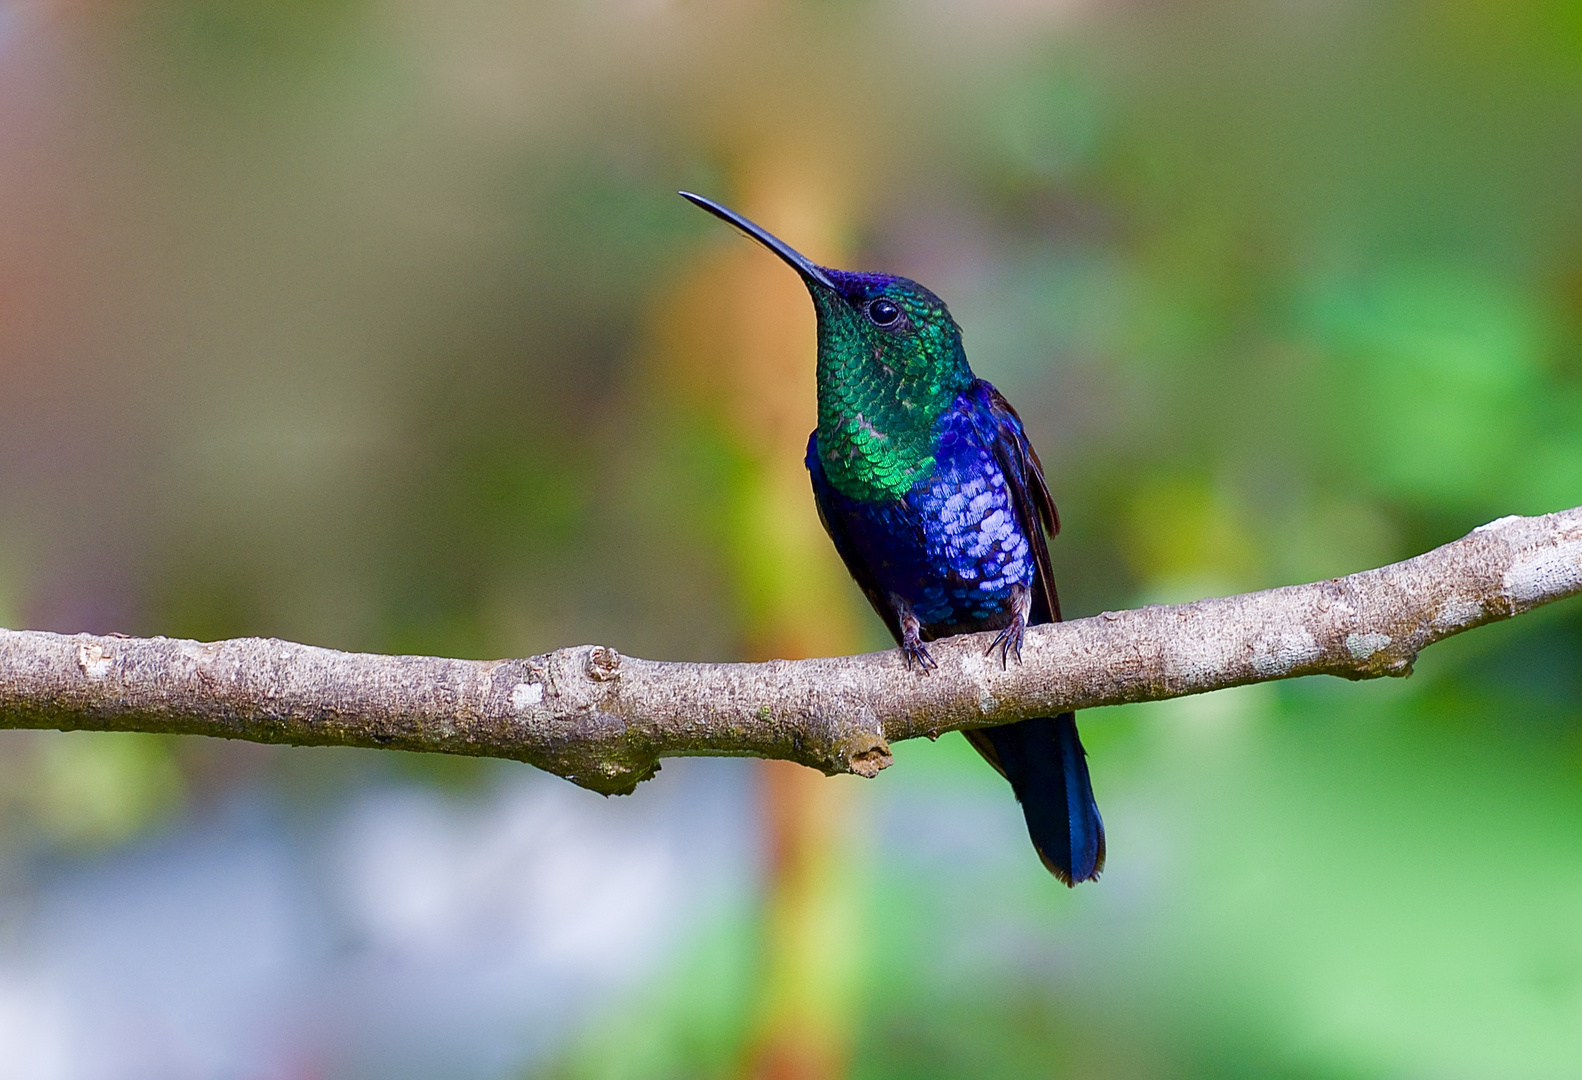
[804,432,903,645]
[961,382,1105,885]
[958,380,1060,775]
[965,379,1061,623]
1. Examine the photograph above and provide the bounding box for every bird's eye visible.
[867,298,902,327]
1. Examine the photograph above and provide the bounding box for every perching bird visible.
[681,192,1104,884]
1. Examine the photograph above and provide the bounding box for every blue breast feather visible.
[806,384,1034,636]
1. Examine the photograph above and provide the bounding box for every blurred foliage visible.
[28,734,186,848]
[2,0,1582,1075]
[0,733,184,851]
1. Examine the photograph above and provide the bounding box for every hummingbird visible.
[681,192,1104,884]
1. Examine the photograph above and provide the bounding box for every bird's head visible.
[681,192,973,501]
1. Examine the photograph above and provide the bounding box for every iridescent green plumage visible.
[809,277,974,502]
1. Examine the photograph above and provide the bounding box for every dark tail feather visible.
[968,713,1105,886]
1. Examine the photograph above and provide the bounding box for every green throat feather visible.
[811,276,974,503]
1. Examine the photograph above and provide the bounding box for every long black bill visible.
[679,191,839,292]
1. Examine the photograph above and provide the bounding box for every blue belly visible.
[807,399,1034,636]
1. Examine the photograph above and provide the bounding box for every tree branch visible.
[1,509,1578,794]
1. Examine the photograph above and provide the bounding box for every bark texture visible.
[1,508,1579,795]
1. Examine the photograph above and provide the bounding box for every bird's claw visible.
[903,639,938,671]
[986,622,1024,669]
[986,583,1031,670]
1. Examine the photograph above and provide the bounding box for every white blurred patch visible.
[0,760,752,1080]
[0,973,71,1080]
[335,781,679,976]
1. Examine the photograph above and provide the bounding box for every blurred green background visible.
[1,0,1581,1077]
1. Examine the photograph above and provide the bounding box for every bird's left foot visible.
[893,594,937,672]
[987,584,1032,669]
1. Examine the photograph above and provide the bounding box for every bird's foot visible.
[987,620,1024,668]
[893,594,937,672]
[986,584,1031,669]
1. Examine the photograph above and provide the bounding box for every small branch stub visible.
[585,647,622,681]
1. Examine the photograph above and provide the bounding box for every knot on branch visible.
[839,731,893,778]
[584,646,622,681]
